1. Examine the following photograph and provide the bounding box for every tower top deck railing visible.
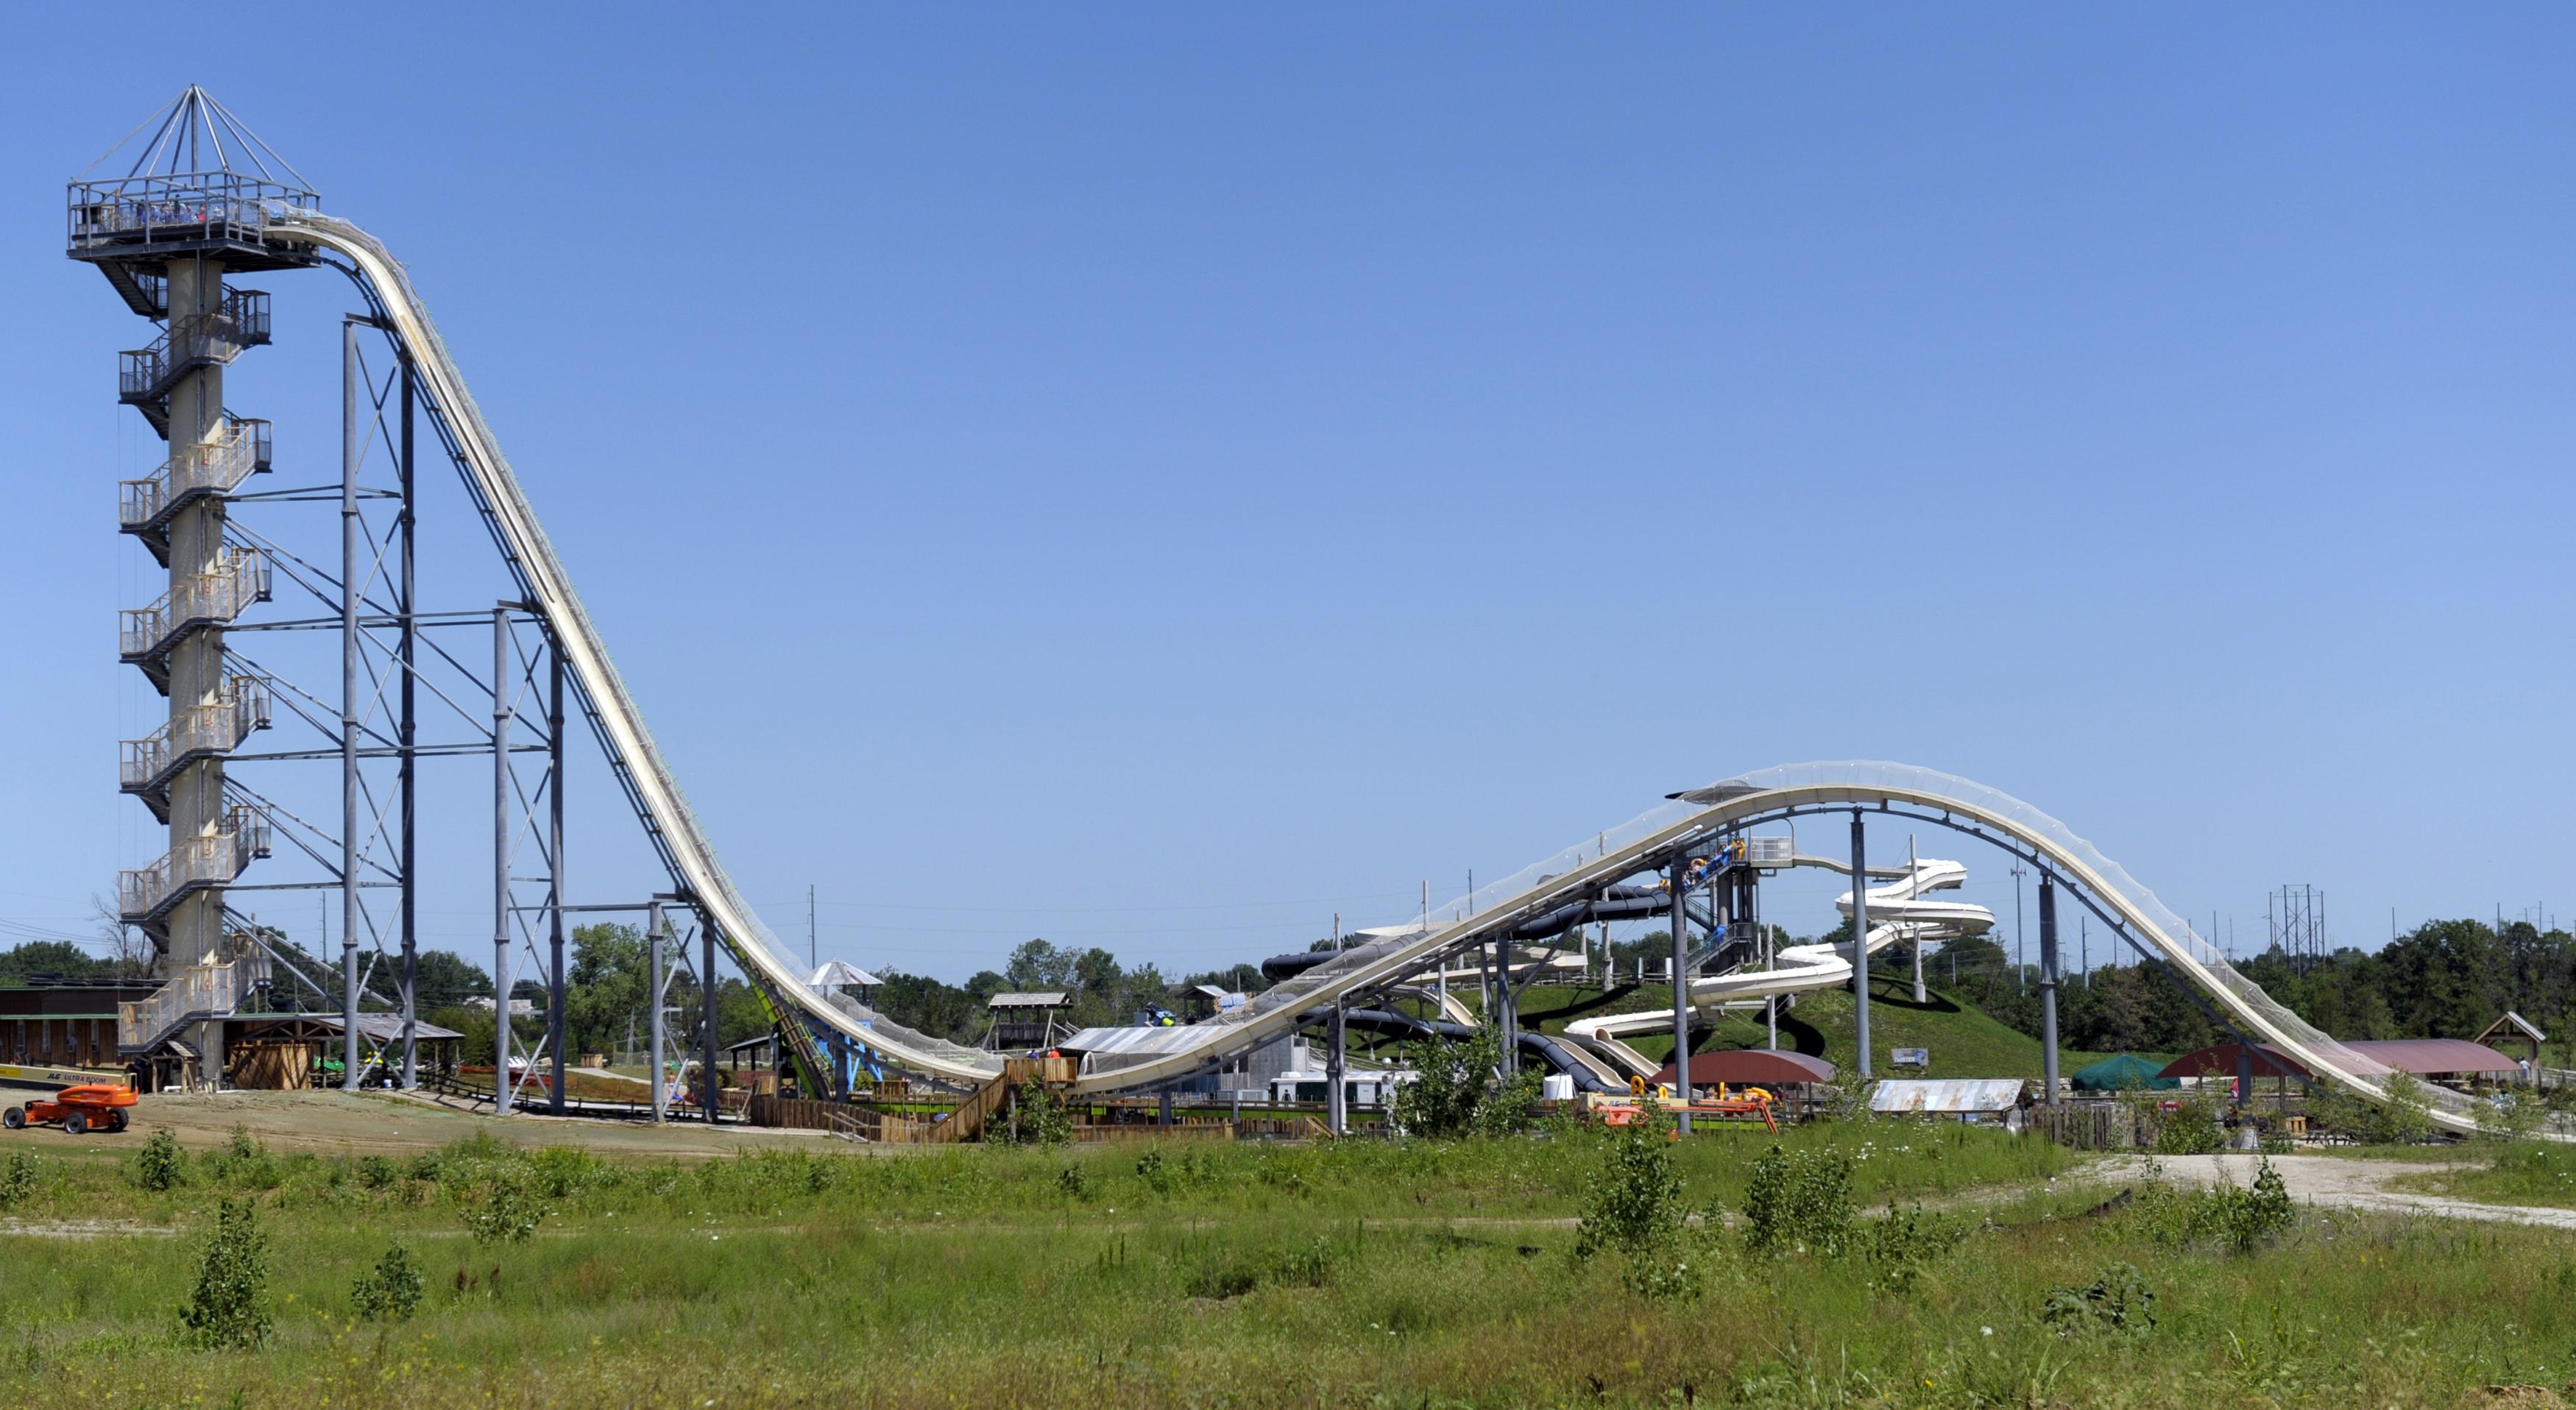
[68,172,317,263]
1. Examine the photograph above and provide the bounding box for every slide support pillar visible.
[1851,811,1871,1081]
[339,319,363,1091]
[547,639,567,1114]
[491,605,513,1110]
[1669,858,1691,1135]
[648,900,667,1124]
[1326,1002,1346,1136]
[703,918,721,1124]
[2038,876,2061,1106]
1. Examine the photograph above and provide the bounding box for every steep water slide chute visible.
[277,213,2556,1133]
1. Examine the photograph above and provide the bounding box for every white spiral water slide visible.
[1560,856,1993,1071]
[283,212,2548,1133]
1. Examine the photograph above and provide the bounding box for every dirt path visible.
[2090,1152,2576,1231]
[49,1088,854,1160]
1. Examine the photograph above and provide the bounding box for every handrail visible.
[120,677,270,790]
[121,419,268,529]
[116,804,269,922]
[121,548,268,658]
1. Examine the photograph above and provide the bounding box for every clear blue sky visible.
[4,7,2570,982]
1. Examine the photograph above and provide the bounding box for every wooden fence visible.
[2026,1102,2151,1149]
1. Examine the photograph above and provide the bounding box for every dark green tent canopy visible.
[2071,1053,2176,1091]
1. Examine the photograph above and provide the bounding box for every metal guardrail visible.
[120,678,270,790]
[121,549,268,659]
[118,957,249,1054]
[116,804,270,923]
[68,174,312,257]
[121,419,269,529]
[117,297,266,403]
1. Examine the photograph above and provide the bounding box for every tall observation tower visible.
[69,88,318,1085]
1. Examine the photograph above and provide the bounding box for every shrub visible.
[1865,1200,1964,1297]
[1054,1164,1090,1200]
[178,1198,272,1350]
[0,1149,36,1211]
[2373,1074,2433,1145]
[131,1127,184,1192]
[1741,1145,1853,1258]
[1391,1024,1542,1138]
[2310,1074,2434,1144]
[2151,1091,2223,1155]
[2040,1261,2156,1336]
[2478,1091,2545,1144]
[461,1176,545,1245]
[357,1155,397,1190]
[2138,1156,2296,1254]
[1001,1086,1072,1147]
[1136,1147,1170,1194]
[1575,1107,1685,1261]
[350,1243,424,1322]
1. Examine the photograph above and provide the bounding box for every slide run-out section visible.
[285,210,2556,1136]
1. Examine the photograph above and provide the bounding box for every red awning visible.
[1653,1049,1838,1087]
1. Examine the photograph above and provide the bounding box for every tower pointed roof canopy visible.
[77,85,318,205]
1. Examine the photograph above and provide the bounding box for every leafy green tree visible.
[563,923,648,1058]
[0,940,110,985]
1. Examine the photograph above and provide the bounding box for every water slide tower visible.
[68,88,319,1083]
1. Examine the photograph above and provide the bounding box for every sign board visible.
[1891,1047,1930,1069]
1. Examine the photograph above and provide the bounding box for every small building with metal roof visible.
[1652,1049,1837,1090]
[1869,1078,2030,1122]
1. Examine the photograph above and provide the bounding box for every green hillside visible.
[1501,977,2148,1081]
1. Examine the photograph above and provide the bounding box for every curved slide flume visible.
[276,216,2553,1133]
[1561,855,1992,1075]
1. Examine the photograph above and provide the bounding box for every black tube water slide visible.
[1257,886,1718,985]
[1337,1008,1624,1094]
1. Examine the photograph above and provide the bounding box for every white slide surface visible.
[275,213,2560,1132]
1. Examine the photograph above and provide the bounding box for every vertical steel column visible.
[1496,933,1515,1076]
[1758,870,1777,1051]
[339,319,362,1091]
[1669,857,1691,1135]
[1850,810,1871,1082]
[701,919,720,1124]
[491,606,512,1112]
[397,350,418,1088]
[1908,835,1926,1003]
[546,640,566,1116]
[2038,875,2061,1106]
[1326,1002,1346,1136]
[647,902,667,1124]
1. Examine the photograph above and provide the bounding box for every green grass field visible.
[2393,1142,2576,1208]
[0,1120,2568,1406]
